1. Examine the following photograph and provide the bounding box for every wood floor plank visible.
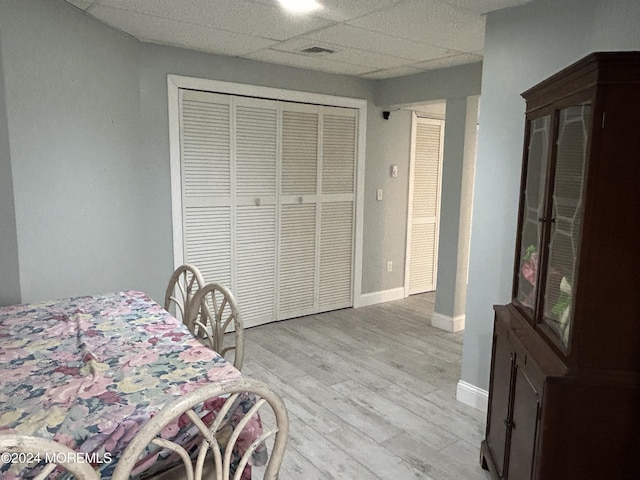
[240,293,491,479]
[331,379,461,451]
[325,426,433,480]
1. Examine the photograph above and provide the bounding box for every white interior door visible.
[406,116,444,295]
[180,90,233,287]
[233,97,278,325]
[318,107,356,311]
[278,103,319,318]
[177,89,358,326]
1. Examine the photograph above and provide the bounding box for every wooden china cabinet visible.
[480,52,640,480]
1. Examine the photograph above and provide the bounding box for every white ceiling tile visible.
[243,49,372,76]
[444,0,533,14]
[412,52,483,70]
[251,0,404,22]
[66,0,95,9]
[347,0,485,52]
[270,37,412,69]
[305,24,454,61]
[89,5,278,55]
[327,48,413,69]
[360,65,426,79]
[92,0,335,40]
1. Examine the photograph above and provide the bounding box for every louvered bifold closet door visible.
[278,103,319,319]
[234,97,278,327]
[319,107,357,310]
[179,91,358,326]
[409,117,444,294]
[180,90,232,287]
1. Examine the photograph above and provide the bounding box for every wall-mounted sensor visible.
[383,111,390,120]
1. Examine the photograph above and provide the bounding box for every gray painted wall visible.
[434,96,478,320]
[375,62,482,108]
[0,0,430,304]
[0,32,21,306]
[0,0,482,306]
[0,0,145,303]
[462,0,640,390]
[361,107,412,293]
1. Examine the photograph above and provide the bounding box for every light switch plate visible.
[376,188,383,201]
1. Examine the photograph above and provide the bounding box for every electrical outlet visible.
[391,165,398,177]
[387,261,393,272]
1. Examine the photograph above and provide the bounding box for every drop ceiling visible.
[64,0,531,79]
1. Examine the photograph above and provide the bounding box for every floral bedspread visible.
[0,290,264,479]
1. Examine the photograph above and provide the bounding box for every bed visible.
[0,290,287,479]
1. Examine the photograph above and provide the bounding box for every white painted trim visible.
[355,287,405,308]
[431,312,465,332]
[167,75,366,307]
[352,97,367,313]
[167,76,184,268]
[404,112,418,298]
[456,380,488,413]
[167,75,367,109]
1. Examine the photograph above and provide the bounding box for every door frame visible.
[167,74,367,308]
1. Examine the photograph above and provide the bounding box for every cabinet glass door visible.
[541,104,591,347]
[515,115,550,318]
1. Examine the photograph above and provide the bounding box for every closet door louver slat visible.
[282,109,318,196]
[278,204,317,318]
[184,206,232,288]
[319,202,353,309]
[235,102,278,197]
[409,222,436,292]
[236,205,277,326]
[322,112,356,195]
[181,92,231,199]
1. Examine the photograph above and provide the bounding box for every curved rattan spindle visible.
[110,377,289,480]
[186,283,244,371]
[164,264,206,323]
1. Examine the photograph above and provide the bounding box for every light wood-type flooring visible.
[244,293,492,480]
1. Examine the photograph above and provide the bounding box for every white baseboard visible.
[355,287,405,308]
[456,380,488,413]
[431,312,465,332]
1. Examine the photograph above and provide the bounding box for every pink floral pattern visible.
[0,291,264,479]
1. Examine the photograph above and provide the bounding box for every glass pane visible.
[542,104,591,347]
[515,116,550,317]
